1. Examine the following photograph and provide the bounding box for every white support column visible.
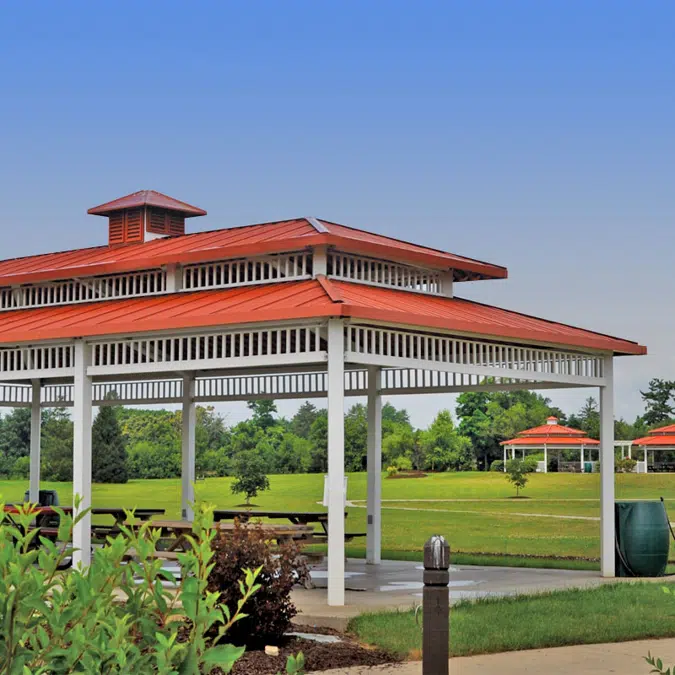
[72,341,93,568]
[581,445,585,473]
[327,318,346,606]
[181,374,196,521]
[511,447,515,461]
[644,446,648,473]
[503,446,507,472]
[165,263,183,293]
[600,355,615,578]
[313,245,328,277]
[440,270,454,298]
[29,379,42,503]
[543,445,548,473]
[366,366,382,565]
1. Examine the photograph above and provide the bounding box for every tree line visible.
[0,378,673,483]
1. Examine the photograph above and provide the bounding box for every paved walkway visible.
[313,638,675,674]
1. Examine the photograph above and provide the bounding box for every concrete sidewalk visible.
[313,638,675,674]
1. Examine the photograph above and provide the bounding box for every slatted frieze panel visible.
[328,251,443,295]
[344,325,605,383]
[0,269,166,310]
[0,344,75,377]
[0,384,32,406]
[91,325,326,373]
[183,252,312,291]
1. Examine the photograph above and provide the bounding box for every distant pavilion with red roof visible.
[502,416,600,473]
[0,190,647,605]
[631,425,675,473]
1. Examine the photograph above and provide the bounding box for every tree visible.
[0,408,32,460]
[247,400,277,430]
[570,397,601,439]
[308,412,328,473]
[230,451,270,505]
[505,458,534,497]
[641,379,675,427]
[344,404,368,471]
[92,403,128,484]
[456,392,498,470]
[273,433,311,474]
[419,410,473,471]
[290,402,321,439]
[41,407,74,482]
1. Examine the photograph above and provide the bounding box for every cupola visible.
[88,190,207,246]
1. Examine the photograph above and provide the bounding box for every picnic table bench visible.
[3,505,165,541]
[212,509,366,543]
[144,519,315,559]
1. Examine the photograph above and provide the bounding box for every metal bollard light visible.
[423,535,450,675]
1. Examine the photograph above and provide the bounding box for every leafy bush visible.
[393,456,413,472]
[0,499,287,674]
[386,465,399,477]
[490,460,504,472]
[616,457,637,473]
[207,519,310,648]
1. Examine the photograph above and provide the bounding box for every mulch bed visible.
[211,625,399,674]
[386,471,427,480]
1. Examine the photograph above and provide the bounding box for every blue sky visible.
[1,1,673,427]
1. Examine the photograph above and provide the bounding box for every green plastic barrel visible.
[584,462,593,474]
[615,501,670,577]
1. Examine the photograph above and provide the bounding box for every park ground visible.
[2,471,675,568]
[4,471,675,664]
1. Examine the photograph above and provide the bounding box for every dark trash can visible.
[615,501,670,577]
[24,489,60,529]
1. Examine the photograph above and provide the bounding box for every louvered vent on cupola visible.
[88,190,207,246]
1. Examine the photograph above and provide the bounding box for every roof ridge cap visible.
[316,275,344,303]
[306,217,329,234]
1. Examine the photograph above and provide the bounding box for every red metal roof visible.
[502,417,599,446]
[519,424,586,437]
[330,281,646,355]
[88,190,207,216]
[502,436,599,446]
[0,278,647,356]
[0,218,507,287]
[633,424,675,446]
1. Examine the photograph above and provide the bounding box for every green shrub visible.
[490,460,504,472]
[0,499,303,674]
[616,457,637,473]
[386,465,399,477]
[393,456,413,472]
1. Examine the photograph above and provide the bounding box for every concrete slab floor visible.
[311,638,675,674]
[292,558,606,630]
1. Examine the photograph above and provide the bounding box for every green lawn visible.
[349,582,675,658]
[2,472,674,568]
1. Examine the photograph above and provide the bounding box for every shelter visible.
[0,190,647,606]
[501,416,600,473]
[631,425,675,473]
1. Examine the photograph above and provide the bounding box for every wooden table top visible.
[151,519,313,535]
[212,509,341,521]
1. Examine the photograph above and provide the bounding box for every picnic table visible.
[147,519,314,557]
[3,505,165,540]
[212,509,366,544]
